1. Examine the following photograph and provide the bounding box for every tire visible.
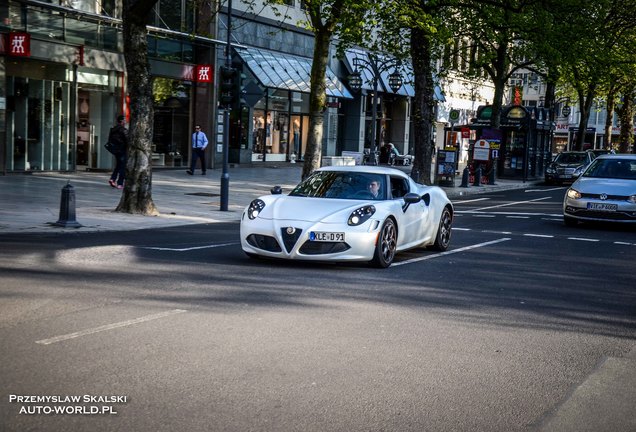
[371,218,397,268]
[431,207,452,251]
[564,215,578,227]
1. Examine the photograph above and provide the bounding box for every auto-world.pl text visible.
[9,394,127,415]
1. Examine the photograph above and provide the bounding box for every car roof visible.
[595,154,636,160]
[317,165,410,177]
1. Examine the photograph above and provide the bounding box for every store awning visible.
[343,48,445,101]
[235,47,353,99]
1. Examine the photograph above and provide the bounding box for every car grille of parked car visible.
[280,227,303,253]
[246,234,282,252]
[298,241,350,255]
[558,167,577,175]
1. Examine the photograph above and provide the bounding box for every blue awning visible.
[235,47,353,99]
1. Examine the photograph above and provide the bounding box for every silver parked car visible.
[563,154,636,226]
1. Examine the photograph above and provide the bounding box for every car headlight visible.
[629,195,636,204]
[247,199,265,219]
[348,205,375,226]
[567,188,581,199]
[546,167,555,174]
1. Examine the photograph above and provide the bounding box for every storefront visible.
[228,47,352,165]
[471,105,554,181]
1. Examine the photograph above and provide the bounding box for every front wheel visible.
[431,207,452,251]
[371,219,397,268]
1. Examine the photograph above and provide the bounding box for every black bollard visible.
[460,166,470,188]
[473,165,482,186]
[488,163,497,185]
[55,182,82,228]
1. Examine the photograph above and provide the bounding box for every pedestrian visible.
[187,125,208,175]
[107,115,128,189]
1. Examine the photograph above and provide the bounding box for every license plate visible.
[587,202,618,211]
[309,231,345,242]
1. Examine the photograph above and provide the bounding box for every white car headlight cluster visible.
[247,199,266,219]
[629,195,636,204]
[348,205,375,226]
[567,188,581,200]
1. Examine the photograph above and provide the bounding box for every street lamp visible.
[347,53,403,164]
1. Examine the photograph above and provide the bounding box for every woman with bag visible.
[107,115,128,189]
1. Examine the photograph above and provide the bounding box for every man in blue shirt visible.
[187,125,209,175]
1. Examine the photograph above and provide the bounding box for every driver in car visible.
[368,179,381,199]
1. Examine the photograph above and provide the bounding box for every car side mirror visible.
[270,186,283,195]
[402,192,421,212]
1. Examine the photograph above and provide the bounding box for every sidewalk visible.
[0,163,538,234]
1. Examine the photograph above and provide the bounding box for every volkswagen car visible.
[563,154,636,225]
[240,166,454,268]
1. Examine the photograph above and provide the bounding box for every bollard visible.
[55,182,82,228]
[460,167,470,188]
[473,165,482,186]
[488,163,497,185]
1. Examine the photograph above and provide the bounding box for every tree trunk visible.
[117,0,158,215]
[301,29,331,180]
[617,86,636,153]
[409,27,436,185]
[574,87,595,151]
[604,92,615,150]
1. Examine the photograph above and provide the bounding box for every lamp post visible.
[347,53,403,164]
[220,0,233,211]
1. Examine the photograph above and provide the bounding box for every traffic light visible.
[218,66,238,109]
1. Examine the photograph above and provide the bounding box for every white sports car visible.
[240,166,454,268]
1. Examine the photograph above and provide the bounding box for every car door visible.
[389,175,430,247]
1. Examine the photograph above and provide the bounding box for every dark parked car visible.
[587,148,613,159]
[545,151,594,185]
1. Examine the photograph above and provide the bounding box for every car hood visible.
[258,196,374,223]
[573,177,636,195]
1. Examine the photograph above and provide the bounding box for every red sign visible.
[461,127,470,139]
[196,65,212,83]
[9,32,30,57]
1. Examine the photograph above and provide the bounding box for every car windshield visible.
[289,171,386,200]
[555,153,587,164]
[583,159,636,179]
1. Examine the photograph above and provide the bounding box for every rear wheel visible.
[372,219,397,268]
[431,207,452,251]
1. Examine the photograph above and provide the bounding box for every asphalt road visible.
[1,186,635,432]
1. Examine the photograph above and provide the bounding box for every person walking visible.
[107,115,128,189]
[187,125,208,175]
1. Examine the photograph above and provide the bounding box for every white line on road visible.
[452,227,472,231]
[35,309,187,345]
[507,216,530,219]
[473,215,496,218]
[568,237,600,242]
[452,198,491,204]
[473,197,552,211]
[523,233,554,238]
[141,242,239,252]
[392,238,511,267]
[526,187,564,192]
[614,241,635,246]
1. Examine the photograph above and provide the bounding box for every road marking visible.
[473,214,496,218]
[141,242,239,252]
[614,241,634,246]
[568,237,600,242]
[36,309,187,345]
[526,187,564,192]
[507,216,529,219]
[392,238,511,267]
[523,233,554,238]
[453,198,491,204]
[473,197,551,211]
[452,227,471,231]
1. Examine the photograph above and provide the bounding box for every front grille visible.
[580,193,628,201]
[280,227,303,253]
[246,234,282,252]
[298,241,350,255]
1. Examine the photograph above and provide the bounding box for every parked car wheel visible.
[372,218,397,268]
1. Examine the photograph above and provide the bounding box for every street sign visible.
[449,109,460,124]
[473,139,490,161]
